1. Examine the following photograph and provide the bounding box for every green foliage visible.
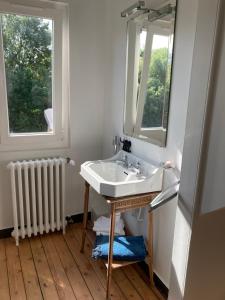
[141,47,171,128]
[2,14,52,133]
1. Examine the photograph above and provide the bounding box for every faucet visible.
[113,136,121,154]
[122,154,129,168]
[135,161,141,174]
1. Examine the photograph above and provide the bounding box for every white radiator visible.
[8,158,67,246]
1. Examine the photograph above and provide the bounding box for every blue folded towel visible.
[92,235,147,261]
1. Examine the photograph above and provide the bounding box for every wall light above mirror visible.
[123,0,177,147]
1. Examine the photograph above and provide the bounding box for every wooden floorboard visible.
[5,237,27,300]
[64,226,106,300]
[112,268,143,300]
[123,266,158,300]
[0,224,160,300]
[0,239,10,300]
[18,239,43,300]
[41,234,76,300]
[30,237,59,300]
[73,225,126,300]
[51,233,93,300]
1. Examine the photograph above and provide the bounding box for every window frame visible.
[0,0,69,151]
[124,19,174,147]
[134,25,173,144]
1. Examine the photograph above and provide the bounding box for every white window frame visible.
[124,20,174,147]
[0,0,69,151]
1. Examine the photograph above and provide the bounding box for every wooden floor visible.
[0,224,161,300]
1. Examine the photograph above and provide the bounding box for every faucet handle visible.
[136,161,141,168]
[135,161,142,174]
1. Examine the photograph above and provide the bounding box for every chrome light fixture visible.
[121,1,148,18]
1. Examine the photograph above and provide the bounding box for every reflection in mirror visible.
[124,1,177,147]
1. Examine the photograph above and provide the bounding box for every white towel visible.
[96,230,125,236]
[93,216,125,235]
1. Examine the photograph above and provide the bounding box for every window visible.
[133,26,174,143]
[0,1,69,150]
[141,34,172,129]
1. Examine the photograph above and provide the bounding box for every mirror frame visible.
[123,1,178,147]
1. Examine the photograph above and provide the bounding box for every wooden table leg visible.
[148,210,154,287]
[106,203,116,300]
[80,181,90,253]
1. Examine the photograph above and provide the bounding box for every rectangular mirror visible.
[124,1,177,147]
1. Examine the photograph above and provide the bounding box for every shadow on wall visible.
[169,264,183,300]
[170,203,225,300]
[183,207,225,300]
[168,198,192,300]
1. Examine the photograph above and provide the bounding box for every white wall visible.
[200,4,225,215]
[169,0,222,299]
[2,0,223,296]
[101,0,198,287]
[178,1,225,299]
[0,0,106,230]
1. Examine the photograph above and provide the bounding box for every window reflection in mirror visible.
[137,29,146,102]
[124,1,177,147]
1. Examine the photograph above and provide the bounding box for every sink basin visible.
[80,151,163,197]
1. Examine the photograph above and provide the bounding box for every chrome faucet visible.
[135,161,141,174]
[113,136,121,154]
[122,154,129,168]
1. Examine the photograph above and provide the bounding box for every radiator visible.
[8,158,67,246]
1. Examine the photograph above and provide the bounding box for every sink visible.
[80,151,163,197]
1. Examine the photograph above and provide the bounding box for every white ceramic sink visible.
[80,151,163,197]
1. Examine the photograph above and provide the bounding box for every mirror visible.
[124,0,177,147]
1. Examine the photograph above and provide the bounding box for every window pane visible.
[137,28,147,104]
[1,14,53,134]
[141,34,173,129]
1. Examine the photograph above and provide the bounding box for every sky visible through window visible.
[140,30,169,50]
